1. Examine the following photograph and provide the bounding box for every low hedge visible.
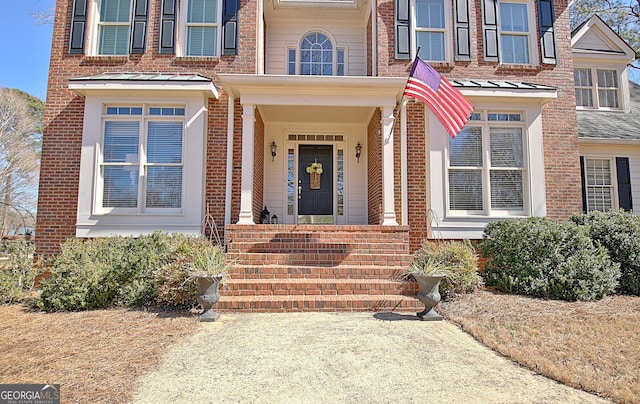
[480,217,619,301]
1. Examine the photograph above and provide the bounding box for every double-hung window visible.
[581,156,633,212]
[101,106,185,212]
[574,68,620,109]
[499,1,530,64]
[184,0,221,56]
[97,0,132,55]
[415,0,447,62]
[448,111,526,215]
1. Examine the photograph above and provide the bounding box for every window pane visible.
[500,34,529,64]
[103,166,138,208]
[587,187,613,211]
[490,170,523,209]
[576,88,593,107]
[490,127,523,167]
[416,0,445,28]
[574,68,592,86]
[300,33,332,76]
[597,69,617,88]
[100,0,130,22]
[450,127,483,166]
[188,0,218,23]
[586,159,611,186]
[104,121,139,162]
[99,25,130,55]
[449,170,483,210]
[417,32,445,61]
[500,3,528,32]
[287,149,295,215]
[146,167,182,208]
[598,89,619,108]
[147,122,183,164]
[187,27,217,56]
[337,150,344,215]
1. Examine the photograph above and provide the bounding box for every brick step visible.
[229,253,412,267]
[224,278,418,296]
[216,294,423,312]
[226,241,409,255]
[230,264,410,279]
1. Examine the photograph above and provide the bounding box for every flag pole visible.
[389,47,421,138]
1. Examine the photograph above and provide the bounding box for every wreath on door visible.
[306,161,323,189]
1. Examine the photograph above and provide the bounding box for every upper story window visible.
[448,111,527,216]
[415,0,448,62]
[498,1,531,64]
[182,0,221,57]
[287,32,345,76]
[97,0,132,55]
[574,68,620,109]
[100,105,185,212]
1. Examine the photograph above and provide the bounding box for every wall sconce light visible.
[271,214,278,224]
[355,142,362,163]
[271,141,277,161]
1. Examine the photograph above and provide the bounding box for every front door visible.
[298,145,333,223]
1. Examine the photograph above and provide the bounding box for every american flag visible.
[403,57,474,138]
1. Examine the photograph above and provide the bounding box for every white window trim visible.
[428,102,546,239]
[581,156,620,212]
[445,110,529,217]
[497,0,538,66]
[176,0,223,57]
[76,94,208,238]
[97,105,186,215]
[88,0,134,56]
[411,0,453,63]
[285,31,346,76]
[574,66,625,111]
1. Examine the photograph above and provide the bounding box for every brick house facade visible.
[37,0,582,258]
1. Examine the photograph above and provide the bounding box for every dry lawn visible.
[439,289,640,403]
[0,305,199,403]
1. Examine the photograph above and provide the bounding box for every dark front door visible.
[298,145,333,217]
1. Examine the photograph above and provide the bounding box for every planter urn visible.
[196,274,222,322]
[414,274,444,321]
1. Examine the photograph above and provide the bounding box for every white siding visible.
[265,23,367,75]
[579,143,640,213]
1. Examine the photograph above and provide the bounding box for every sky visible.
[0,0,55,101]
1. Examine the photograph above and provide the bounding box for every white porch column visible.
[237,104,256,224]
[381,106,398,225]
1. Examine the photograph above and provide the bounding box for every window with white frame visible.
[287,33,345,76]
[574,68,620,109]
[583,158,613,212]
[100,105,184,211]
[183,0,221,57]
[498,1,531,64]
[415,0,447,62]
[448,111,526,215]
[97,0,132,55]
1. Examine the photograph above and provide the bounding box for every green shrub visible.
[410,240,483,300]
[480,217,620,301]
[571,209,640,295]
[0,241,36,304]
[36,232,224,311]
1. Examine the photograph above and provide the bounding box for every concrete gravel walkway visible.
[133,312,609,403]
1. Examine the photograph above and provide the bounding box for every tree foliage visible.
[0,88,42,236]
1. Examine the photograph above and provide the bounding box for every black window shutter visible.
[616,157,633,211]
[538,0,557,64]
[159,0,177,54]
[481,0,499,62]
[395,0,411,60]
[130,0,149,54]
[69,0,88,54]
[580,156,588,213]
[455,0,471,61]
[222,0,240,56]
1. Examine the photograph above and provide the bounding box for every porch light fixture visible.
[355,142,362,163]
[271,141,278,161]
[271,214,278,224]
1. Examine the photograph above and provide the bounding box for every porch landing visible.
[219,225,421,312]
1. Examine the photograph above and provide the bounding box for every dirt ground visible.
[132,312,609,403]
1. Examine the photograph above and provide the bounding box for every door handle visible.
[298,180,302,199]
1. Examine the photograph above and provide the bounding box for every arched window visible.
[300,33,333,76]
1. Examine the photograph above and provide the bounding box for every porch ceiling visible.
[258,105,374,124]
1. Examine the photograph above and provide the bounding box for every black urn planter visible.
[196,274,222,322]
[413,274,444,321]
